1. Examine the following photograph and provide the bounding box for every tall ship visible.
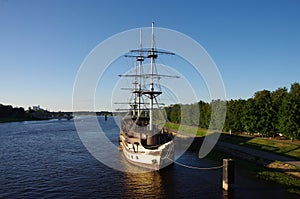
[118,22,176,170]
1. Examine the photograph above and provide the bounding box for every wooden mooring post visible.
[222,159,235,191]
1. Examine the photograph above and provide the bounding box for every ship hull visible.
[119,131,174,170]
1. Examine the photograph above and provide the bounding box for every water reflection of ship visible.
[118,22,178,170]
[122,171,166,197]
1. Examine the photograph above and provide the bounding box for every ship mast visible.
[118,22,177,131]
[149,21,155,131]
[137,29,143,117]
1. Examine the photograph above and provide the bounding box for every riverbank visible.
[0,117,47,123]
[0,116,72,123]
[165,122,300,159]
[187,137,300,195]
[0,103,74,123]
[0,113,73,123]
[165,122,300,195]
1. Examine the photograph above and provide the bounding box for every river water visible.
[0,117,297,198]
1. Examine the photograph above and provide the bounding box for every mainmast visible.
[149,22,155,131]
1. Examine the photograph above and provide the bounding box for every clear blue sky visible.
[0,0,299,111]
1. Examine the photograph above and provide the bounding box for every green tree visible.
[253,90,275,136]
[168,104,181,123]
[278,83,300,140]
[198,101,211,129]
[241,98,257,134]
[210,100,226,131]
[271,87,288,134]
[224,99,246,133]
[181,104,191,125]
[189,103,200,126]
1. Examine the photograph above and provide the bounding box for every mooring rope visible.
[164,143,224,170]
[173,160,224,170]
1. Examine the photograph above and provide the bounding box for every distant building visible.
[32,105,44,111]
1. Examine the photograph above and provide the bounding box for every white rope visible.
[162,141,224,170]
[161,140,224,170]
[173,160,224,170]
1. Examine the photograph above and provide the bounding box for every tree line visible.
[0,104,73,122]
[165,82,300,140]
[0,104,26,120]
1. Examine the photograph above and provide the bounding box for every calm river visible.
[0,117,297,198]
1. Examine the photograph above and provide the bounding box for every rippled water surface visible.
[0,117,297,198]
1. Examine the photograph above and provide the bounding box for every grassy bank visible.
[257,170,300,195]
[219,134,300,159]
[165,122,207,136]
[165,122,300,159]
